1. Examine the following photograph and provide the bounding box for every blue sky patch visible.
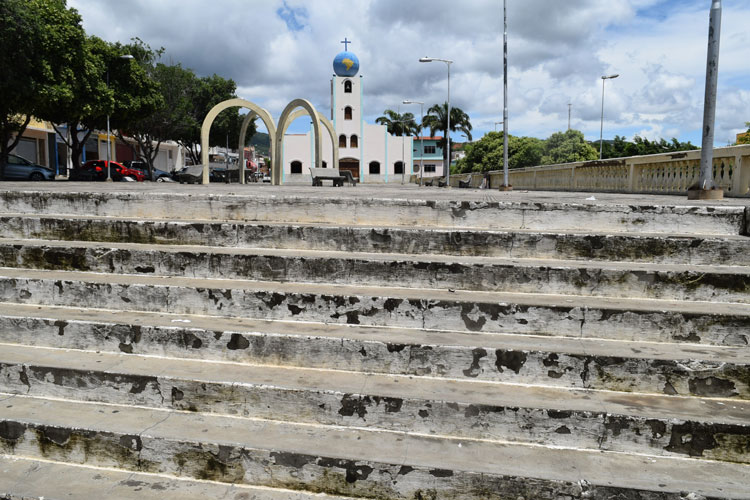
[276,1,308,32]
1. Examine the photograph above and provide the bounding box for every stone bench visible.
[309,167,356,187]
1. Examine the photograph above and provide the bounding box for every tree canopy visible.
[601,135,697,159]
[455,129,699,174]
[542,129,599,165]
[737,122,750,145]
[421,102,473,173]
[455,132,544,174]
[375,110,419,137]
[0,0,86,178]
[176,73,246,166]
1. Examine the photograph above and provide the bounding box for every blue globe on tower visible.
[333,51,359,77]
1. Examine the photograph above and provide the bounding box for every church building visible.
[281,42,413,184]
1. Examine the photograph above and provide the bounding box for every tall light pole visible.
[419,57,452,186]
[501,0,511,190]
[106,54,134,182]
[599,74,619,160]
[691,0,723,200]
[568,103,572,131]
[403,100,424,185]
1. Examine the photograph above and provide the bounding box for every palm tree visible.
[422,102,473,170]
[375,109,419,137]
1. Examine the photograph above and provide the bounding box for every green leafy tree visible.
[0,0,86,178]
[375,110,419,137]
[45,36,159,170]
[176,74,244,166]
[541,129,599,165]
[456,132,544,173]
[421,103,472,173]
[735,122,750,145]
[113,39,194,177]
[601,135,697,159]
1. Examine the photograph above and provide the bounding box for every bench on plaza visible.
[310,167,357,187]
[423,176,446,187]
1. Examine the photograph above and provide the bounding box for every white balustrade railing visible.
[439,145,750,197]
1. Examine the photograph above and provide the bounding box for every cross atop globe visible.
[333,38,359,77]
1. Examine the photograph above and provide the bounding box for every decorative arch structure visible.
[282,108,338,176]
[202,97,338,186]
[201,98,276,185]
[274,99,328,185]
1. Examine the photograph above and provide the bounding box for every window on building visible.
[16,137,38,164]
[424,145,436,154]
[350,135,358,148]
[344,106,353,120]
[290,160,303,174]
[84,137,99,161]
[322,161,328,168]
[394,161,404,174]
[369,161,380,174]
[424,164,436,173]
[344,80,352,93]
[339,134,347,148]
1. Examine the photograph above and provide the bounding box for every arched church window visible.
[394,161,404,174]
[350,135,358,148]
[290,161,302,174]
[344,106,353,120]
[344,80,352,93]
[339,134,347,148]
[369,161,380,174]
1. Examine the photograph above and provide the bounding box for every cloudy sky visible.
[68,0,750,145]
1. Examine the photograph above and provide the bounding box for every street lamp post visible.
[106,54,134,182]
[419,57,452,186]
[599,74,619,160]
[403,100,424,185]
[501,0,511,190]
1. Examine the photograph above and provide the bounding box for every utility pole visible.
[568,103,572,131]
[500,0,511,190]
[690,0,723,200]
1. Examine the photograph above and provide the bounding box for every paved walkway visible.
[2,181,750,207]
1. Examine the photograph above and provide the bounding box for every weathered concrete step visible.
[1,268,749,346]
[1,344,749,464]
[0,190,745,235]
[1,303,748,398]
[3,214,749,265]
[2,239,749,303]
[1,395,749,499]
[0,455,358,500]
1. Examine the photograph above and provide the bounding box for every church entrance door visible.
[339,158,360,180]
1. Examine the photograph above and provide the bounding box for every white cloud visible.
[67,0,750,144]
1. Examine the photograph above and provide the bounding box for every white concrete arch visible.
[274,99,321,185]
[283,109,339,175]
[201,98,276,185]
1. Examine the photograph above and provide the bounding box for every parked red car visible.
[69,160,146,182]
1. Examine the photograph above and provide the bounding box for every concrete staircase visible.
[0,187,749,500]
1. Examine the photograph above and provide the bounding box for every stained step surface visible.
[1,303,748,399]
[2,214,749,264]
[1,268,748,346]
[1,343,749,463]
[2,394,749,499]
[1,238,748,303]
[1,188,745,234]
[0,455,357,500]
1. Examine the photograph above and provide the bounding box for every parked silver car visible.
[2,154,55,181]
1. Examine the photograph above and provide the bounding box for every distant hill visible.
[250,132,270,157]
